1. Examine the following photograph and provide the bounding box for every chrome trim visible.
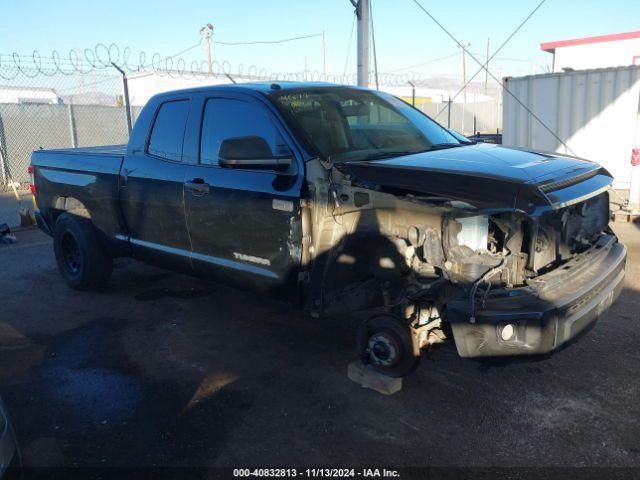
[549,184,611,210]
[115,235,278,279]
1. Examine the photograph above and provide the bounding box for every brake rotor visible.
[367,331,401,367]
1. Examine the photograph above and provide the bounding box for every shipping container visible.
[502,65,640,189]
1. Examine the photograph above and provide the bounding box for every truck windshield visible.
[272,88,465,162]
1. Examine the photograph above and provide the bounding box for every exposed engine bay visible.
[301,158,615,376]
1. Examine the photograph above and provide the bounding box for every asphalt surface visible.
[0,222,639,475]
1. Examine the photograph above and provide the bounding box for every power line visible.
[214,33,322,46]
[155,42,203,65]
[410,0,545,111]
[343,15,356,76]
[409,0,575,155]
[383,52,459,73]
[411,0,544,115]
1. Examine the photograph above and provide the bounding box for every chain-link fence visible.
[418,98,502,136]
[0,67,144,190]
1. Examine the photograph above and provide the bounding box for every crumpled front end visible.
[433,174,626,358]
[447,233,626,357]
[304,152,625,368]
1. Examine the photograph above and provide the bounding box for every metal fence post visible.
[111,63,132,136]
[0,112,7,188]
[0,145,7,189]
[447,97,452,129]
[67,102,78,148]
[407,80,415,106]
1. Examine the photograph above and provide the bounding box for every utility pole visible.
[485,38,490,95]
[350,0,369,87]
[200,23,214,74]
[322,30,327,79]
[458,42,471,105]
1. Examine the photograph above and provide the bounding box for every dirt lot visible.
[0,222,639,476]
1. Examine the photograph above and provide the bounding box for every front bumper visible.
[447,234,627,358]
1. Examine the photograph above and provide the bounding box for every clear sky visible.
[1,0,638,81]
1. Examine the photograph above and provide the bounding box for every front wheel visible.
[357,315,420,378]
[53,212,113,290]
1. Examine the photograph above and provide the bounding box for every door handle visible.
[185,178,210,195]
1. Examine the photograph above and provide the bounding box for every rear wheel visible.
[53,212,113,290]
[357,315,420,378]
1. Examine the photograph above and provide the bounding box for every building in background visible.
[503,65,640,193]
[127,70,232,106]
[503,30,640,205]
[0,86,61,104]
[541,30,640,72]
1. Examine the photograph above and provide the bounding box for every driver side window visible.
[200,98,286,166]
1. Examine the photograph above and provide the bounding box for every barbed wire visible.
[0,43,504,89]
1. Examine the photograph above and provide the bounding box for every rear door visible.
[120,97,193,273]
[183,93,304,295]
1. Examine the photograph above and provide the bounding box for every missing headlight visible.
[456,215,489,252]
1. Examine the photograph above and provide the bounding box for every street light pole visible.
[200,23,214,74]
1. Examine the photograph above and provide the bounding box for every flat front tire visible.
[53,212,113,290]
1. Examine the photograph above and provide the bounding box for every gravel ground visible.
[0,222,639,478]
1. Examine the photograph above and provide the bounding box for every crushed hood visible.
[340,144,613,215]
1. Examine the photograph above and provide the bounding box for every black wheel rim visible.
[61,231,81,275]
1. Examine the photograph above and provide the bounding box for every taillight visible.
[28,165,35,195]
[632,148,640,167]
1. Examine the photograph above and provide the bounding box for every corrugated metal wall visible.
[503,65,640,188]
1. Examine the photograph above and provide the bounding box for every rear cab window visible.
[147,100,190,161]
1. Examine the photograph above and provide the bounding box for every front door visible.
[183,96,304,297]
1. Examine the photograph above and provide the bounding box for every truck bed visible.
[31,144,129,246]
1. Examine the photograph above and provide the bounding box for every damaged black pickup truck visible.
[31,83,626,377]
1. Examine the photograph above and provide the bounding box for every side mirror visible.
[218,136,294,173]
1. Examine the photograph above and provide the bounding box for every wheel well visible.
[51,197,91,225]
